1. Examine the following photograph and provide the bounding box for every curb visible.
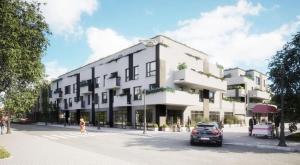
[224,142,300,152]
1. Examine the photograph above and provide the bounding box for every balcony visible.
[174,69,227,91]
[132,89,201,106]
[105,77,121,89]
[249,90,270,100]
[222,101,246,115]
[226,89,246,97]
[113,94,131,107]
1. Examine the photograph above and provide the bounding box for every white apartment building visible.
[49,35,246,128]
[224,68,271,120]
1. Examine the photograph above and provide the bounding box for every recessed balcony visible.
[113,94,131,107]
[249,90,270,100]
[105,77,121,89]
[226,89,246,97]
[174,69,227,91]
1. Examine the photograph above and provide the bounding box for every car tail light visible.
[212,129,220,135]
[191,129,198,135]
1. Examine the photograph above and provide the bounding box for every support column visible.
[109,89,114,127]
[155,105,167,127]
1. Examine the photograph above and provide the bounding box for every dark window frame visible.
[133,66,139,80]
[125,68,129,82]
[87,94,91,105]
[102,92,107,104]
[69,98,72,107]
[133,86,142,100]
[209,91,215,103]
[146,61,156,77]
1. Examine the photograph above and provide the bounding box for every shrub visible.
[153,124,158,128]
[162,124,168,128]
[0,147,10,159]
[177,62,187,70]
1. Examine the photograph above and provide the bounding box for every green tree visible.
[0,0,50,92]
[268,32,300,121]
[0,0,50,133]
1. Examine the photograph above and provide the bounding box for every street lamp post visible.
[278,62,287,147]
[143,89,147,134]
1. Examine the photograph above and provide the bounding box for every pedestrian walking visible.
[79,118,87,134]
[249,116,256,136]
[0,116,4,135]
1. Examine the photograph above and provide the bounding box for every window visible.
[74,97,77,103]
[133,86,142,100]
[209,111,220,122]
[199,90,203,102]
[95,77,99,88]
[73,84,76,93]
[149,83,158,90]
[65,85,71,94]
[102,92,107,104]
[146,61,156,77]
[125,68,129,82]
[209,91,215,103]
[191,111,204,125]
[134,66,139,80]
[256,76,261,85]
[87,94,90,105]
[69,98,72,107]
[103,74,107,87]
[95,93,99,104]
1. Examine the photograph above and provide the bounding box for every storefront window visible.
[209,111,220,122]
[191,111,204,125]
[95,111,107,125]
[114,110,127,126]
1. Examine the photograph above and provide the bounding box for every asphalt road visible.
[4,124,300,165]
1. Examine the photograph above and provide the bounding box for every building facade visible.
[49,35,248,128]
[224,68,271,121]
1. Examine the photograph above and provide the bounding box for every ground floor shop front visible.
[60,104,245,128]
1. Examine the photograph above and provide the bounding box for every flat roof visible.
[53,35,210,80]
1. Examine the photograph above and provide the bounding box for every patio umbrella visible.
[252,104,277,113]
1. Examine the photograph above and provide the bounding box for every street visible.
[0,124,300,165]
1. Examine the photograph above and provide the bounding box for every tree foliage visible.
[0,0,50,93]
[268,32,300,120]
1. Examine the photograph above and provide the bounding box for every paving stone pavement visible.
[0,130,136,165]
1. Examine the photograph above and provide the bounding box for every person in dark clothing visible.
[275,114,280,138]
[249,116,256,136]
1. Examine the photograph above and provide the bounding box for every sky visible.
[34,0,300,80]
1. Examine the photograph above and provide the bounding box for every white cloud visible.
[44,61,68,80]
[164,0,300,72]
[27,0,98,35]
[86,27,135,63]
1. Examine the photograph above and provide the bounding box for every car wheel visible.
[216,141,222,147]
[190,139,195,146]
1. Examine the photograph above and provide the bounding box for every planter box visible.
[162,127,169,131]
[148,127,158,131]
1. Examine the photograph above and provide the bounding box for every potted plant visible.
[177,62,187,70]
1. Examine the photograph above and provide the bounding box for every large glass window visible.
[114,110,127,126]
[96,111,107,125]
[146,61,156,77]
[102,92,107,103]
[133,86,142,100]
[209,111,220,122]
[65,85,71,94]
[94,93,99,104]
[134,66,139,80]
[191,111,204,125]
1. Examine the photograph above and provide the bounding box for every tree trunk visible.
[6,110,11,134]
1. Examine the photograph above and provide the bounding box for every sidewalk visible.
[223,126,300,152]
[0,128,136,165]
[36,123,300,152]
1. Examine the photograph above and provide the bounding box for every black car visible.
[190,122,223,147]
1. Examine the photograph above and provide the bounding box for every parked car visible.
[190,122,223,147]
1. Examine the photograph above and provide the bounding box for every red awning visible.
[253,104,278,113]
